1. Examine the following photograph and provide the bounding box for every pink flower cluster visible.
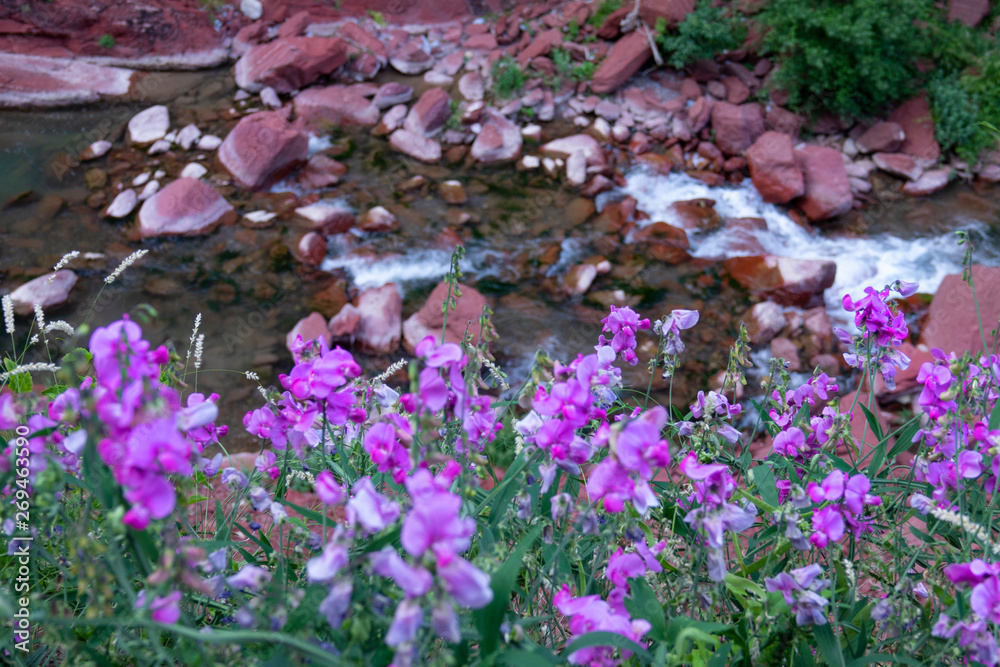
[935,560,1000,666]
[837,282,915,390]
[769,373,840,462]
[806,470,881,549]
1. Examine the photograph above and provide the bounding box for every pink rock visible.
[710,102,765,156]
[9,270,78,315]
[0,54,135,109]
[104,189,138,218]
[356,284,402,354]
[297,232,327,266]
[287,312,331,352]
[793,145,853,221]
[770,337,801,372]
[402,281,489,352]
[298,154,347,189]
[277,11,312,39]
[921,265,1000,355]
[294,201,354,234]
[724,254,837,307]
[458,71,485,101]
[294,85,380,130]
[234,37,348,93]
[471,111,522,163]
[464,33,497,50]
[746,131,804,204]
[374,104,408,136]
[80,140,112,160]
[903,168,951,196]
[856,122,905,154]
[638,0,696,27]
[372,82,413,109]
[218,110,308,190]
[979,164,1000,183]
[564,263,598,296]
[328,303,361,338]
[337,22,388,61]
[591,31,651,95]
[747,301,785,345]
[516,28,563,66]
[765,106,803,139]
[389,38,433,75]
[873,152,923,181]
[949,0,990,26]
[888,96,940,162]
[138,178,235,238]
[540,134,604,166]
[389,129,442,163]
[357,206,398,232]
[403,87,452,137]
[722,76,750,104]
[128,105,169,145]
[687,96,712,132]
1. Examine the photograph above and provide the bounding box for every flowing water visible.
[2,69,999,450]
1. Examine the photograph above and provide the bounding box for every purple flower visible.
[319,579,353,628]
[221,467,248,489]
[149,590,182,624]
[971,576,1000,624]
[307,541,349,583]
[436,554,493,609]
[385,599,423,647]
[371,547,433,598]
[227,565,271,593]
[431,601,461,643]
[658,309,700,356]
[810,506,845,549]
[773,427,806,458]
[364,421,412,483]
[808,471,845,504]
[401,472,474,559]
[599,305,651,366]
[765,565,831,626]
[346,478,400,534]
[249,486,271,511]
[843,474,881,516]
[315,470,347,506]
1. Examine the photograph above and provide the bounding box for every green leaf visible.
[859,404,884,443]
[624,577,667,641]
[7,366,32,394]
[498,648,561,667]
[750,464,779,509]
[563,631,652,662]
[474,525,542,656]
[813,623,846,667]
[41,384,68,398]
[990,399,1000,430]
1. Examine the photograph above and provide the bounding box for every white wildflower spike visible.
[105,249,149,284]
[194,333,205,370]
[50,251,80,279]
[0,362,60,382]
[372,359,407,385]
[483,357,510,391]
[930,507,1000,557]
[2,295,13,335]
[29,334,39,346]
[187,313,202,361]
[257,386,269,401]
[245,371,260,381]
[44,321,76,336]
[33,303,46,336]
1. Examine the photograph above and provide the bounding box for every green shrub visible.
[759,0,933,118]
[552,48,597,83]
[655,0,745,70]
[587,0,622,27]
[490,56,526,99]
[97,33,115,49]
[927,74,983,160]
[566,18,581,41]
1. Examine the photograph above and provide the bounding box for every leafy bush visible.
[655,0,746,70]
[97,33,115,49]
[552,48,597,83]
[588,0,622,28]
[490,56,526,99]
[927,74,983,160]
[759,0,933,118]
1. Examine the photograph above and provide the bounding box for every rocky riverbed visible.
[2,0,999,450]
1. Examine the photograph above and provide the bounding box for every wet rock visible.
[9,270,77,315]
[746,131,804,204]
[856,122,905,154]
[179,163,207,179]
[373,82,413,109]
[176,124,202,150]
[793,145,853,221]
[104,189,137,218]
[722,76,750,104]
[357,206,398,232]
[471,111,523,164]
[295,85,380,129]
[639,0,696,27]
[921,265,1000,355]
[287,312,331,352]
[710,102,765,156]
[458,71,485,101]
[389,38,433,75]
[765,106,803,138]
[147,139,171,155]
[724,254,837,307]
[541,134,604,166]
[903,168,950,196]
[402,281,489,351]
[328,304,361,338]
[632,222,690,263]
[770,337,801,372]
[873,153,923,181]
[260,86,281,109]
[404,87,452,137]
[389,129,441,163]
[949,0,990,26]
[294,201,354,234]
[746,301,785,345]
[887,95,940,162]
[439,180,467,204]
[80,140,111,161]
[197,135,222,151]
[591,31,651,95]
[297,232,327,266]
[240,0,262,20]
[668,199,722,231]
[128,105,169,145]
[564,263,598,296]
[218,110,308,190]
[138,178,235,238]
[356,284,403,355]
[138,180,160,201]
[0,54,136,109]
[235,37,348,93]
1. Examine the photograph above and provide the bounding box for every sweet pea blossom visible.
[656,309,700,356]
[599,305,650,366]
[765,564,831,626]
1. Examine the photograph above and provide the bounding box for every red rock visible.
[374,104,408,136]
[540,134,604,166]
[389,38,433,74]
[887,96,940,162]
[920,265,1000,355]
[706,80,727,99]
[459,71,485,101]
[724,254,837,307]
[336,22,388,61]
[389,129,441,163]
[793,145,853,221]
[297,232,327,266]
[328,303,361,338]
[219,111,308,190]
[358,206,398,232]
[516,28,562,66]
[294,85,380,129]
[687,96,712,132]
[373,82,413,109]
[681,78,702,100]
[404,87,452,137]
[689,170,726,187]
[873,152,923,181]
[234,37,348,93]
[632,222,691,263]
[9,270,77,315]
[746,131,804,204]
[836,391,890,460]
[471,110,522,163]
[298,154,347,189]
[277,11,312,38]
[723,156,746,172]
[949,0,990,26]
[402,281,489,351]
[770,337,801,371]
[722,76,750,104]
[591,31,651,95]
[639,0,696,26]
[286,312,331,352]
[138,178,235,238]
[464,33,498,50]
[668,199,722,231]
[710,102,765,156]
[856,122,905,154]
[355,283,402,354]
[294,201,354,234]
[903,168,951,196]
[746,301,785,345]
[765,106,803,138]
[0,54,136,108]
